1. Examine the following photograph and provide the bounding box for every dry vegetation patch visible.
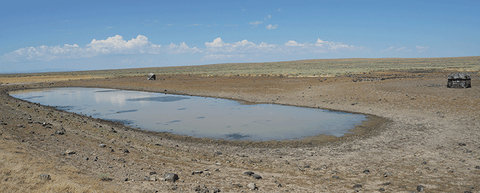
[0,75,103,85]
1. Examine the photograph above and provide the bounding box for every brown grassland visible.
[1,56,480,192]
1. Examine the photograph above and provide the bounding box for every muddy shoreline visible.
[5,78,390,148]
[1,70,480,192]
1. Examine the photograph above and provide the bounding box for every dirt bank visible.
[1,70,479,192]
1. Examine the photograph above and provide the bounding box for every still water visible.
[10,87,366,141]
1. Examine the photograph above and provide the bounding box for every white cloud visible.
[87,35,158,55]
[280,39,355,54]
[277,8,281,11]
[1,35,361,64]
[248,21,263,27]
[188,23,202,26]
[1,35,202,62]
[314,39,354,50]
[167,42,201,54]
[380,46,394,53]
[395,47,406,52]
[204,37,272,54]
[264,15,271,20]
[203,54,245,60]
[266,24,278,30]
[284,40,304,47]
[416,45,429,53]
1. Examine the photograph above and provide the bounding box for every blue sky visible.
[1,0,479,73]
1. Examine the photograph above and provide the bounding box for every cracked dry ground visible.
[1,70,480,192]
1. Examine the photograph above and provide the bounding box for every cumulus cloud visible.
[1,35,200,62]
[280,39,355,54]
[203,54,245,60]
[167,42,201,54]
[266,24,278,30]
[1,35,360,64]
[284,40,304,47]
[314,39,354,50]
[204,37,275,54]
[416,45,429,53]
[264,15,271,20]
[248,21,263,27]
[202,38,356,59]
[86,35,160,55]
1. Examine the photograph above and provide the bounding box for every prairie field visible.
[1,56,480,192]
[1,56,479,81]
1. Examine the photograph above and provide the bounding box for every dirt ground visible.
[1,70,480,192]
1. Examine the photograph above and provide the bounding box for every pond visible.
[10,87,367,141]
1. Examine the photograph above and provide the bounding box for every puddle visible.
[10,87,367,141]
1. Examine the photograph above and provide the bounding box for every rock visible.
[66,150,75,155]
[123,149,130,153]
[99,144,106,147]
[150,171,157,175]
[55,128,65,135]
[150,176,157,181]
[194,185,209,193]
[332,175,340,179]
[363,169,370,174]
[164,173,179,182]
[247,183,257,190]
[244,171,254,176]
[383,172,391,177]
[214,151,222,156]
[192,171,203,175]
[474,166,480,169]
[147,73,156,80]
[379,187,385,192]
[353,184,362,188]
[459,143,467,146]
[275,180,282,187]
[417,185,425,192]
[251,174,262,179]
[38,174,51,181]
[382,182,392,186]
[232,184,243,188]
[211,187,220,193]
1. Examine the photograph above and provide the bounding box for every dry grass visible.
[0,139,120,193]
[1,57,479,83]
[0,75,102,85]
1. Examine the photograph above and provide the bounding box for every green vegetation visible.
[98,173,111,181]
[2,56,479,78]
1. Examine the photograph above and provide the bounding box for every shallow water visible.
[10,87,367,141]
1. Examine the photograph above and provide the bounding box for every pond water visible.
[10,87,367,141]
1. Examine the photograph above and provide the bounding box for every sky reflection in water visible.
[10,87,366,141]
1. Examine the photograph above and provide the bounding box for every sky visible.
[1,0,479,73]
